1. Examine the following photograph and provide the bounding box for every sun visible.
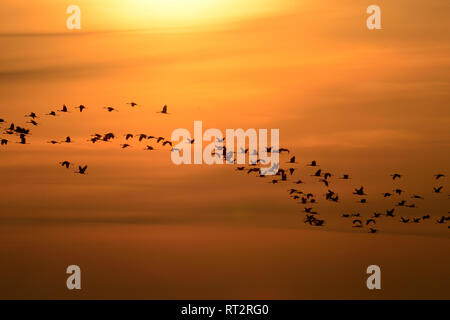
[103,0,285,29]
[124,0,231,26]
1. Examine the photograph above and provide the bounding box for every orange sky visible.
[0,0,449,299]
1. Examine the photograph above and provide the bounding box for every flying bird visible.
[353,186,366,196]
[18,134,26,144]
[276,148,290,154]
[386,209,395,217]
[59,161,71,168]
[158,105,168,114]
[352,219,363,227]
[433,186,443,193]
[75,165,88,175]
[312,169,322,177]
[76,105,87,112]
[104,107,118,112]
[373,212,382,218]
[391,173,402,180]
[25,112,38,119]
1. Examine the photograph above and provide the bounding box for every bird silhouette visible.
[386,209,395,217]
[433,186,443,193]
[104,107,118,112]
[60,161,71,168]
[391,173,402,180]
[59,105,68,113]
[18,134,26,144]
[353,186,366,196]
[434,174,445,180]
[352,219,363,227]
[373,212,382,218]
[0,139,7,145]
[75,165,88,175]
[25,112,38,119]
[76,105,87,112]
[312,169,322,177]
[307,160,317,167]
[158,105,168,114]
[144,145,154,151]
[276,148,290,154]
[436,216,446,224]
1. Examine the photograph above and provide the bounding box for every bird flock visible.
[1,103,449,234]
